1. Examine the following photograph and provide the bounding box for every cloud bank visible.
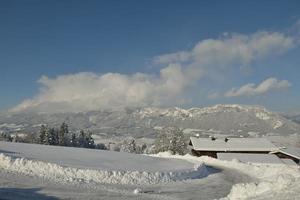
[225,78,291,97]
[12,64,191,112]
[154,31,294,67]
[13,28,297,112]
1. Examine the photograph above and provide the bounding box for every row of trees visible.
[1,124,188,155]
[109,127,188,155]
[39,123,188,155]
[39,122,95,149]
[0,133,13,142]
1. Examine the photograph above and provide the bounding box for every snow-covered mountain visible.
[284,113,300,124]
[0,104,299,137]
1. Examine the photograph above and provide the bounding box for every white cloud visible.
[155,31,294,68]
[12,27,298,112]
[153,51,191,65]
[225,78,291,97]
[12,64,192,112]
[207,92,220,99]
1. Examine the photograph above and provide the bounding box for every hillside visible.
[284,113,300,124]
[1,105,299,139]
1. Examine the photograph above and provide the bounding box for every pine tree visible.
[77,130,95,148]
[58,122,68,146]
[48,128,57,145]
[78,130,86,148]
[2,133,13,142]
[70,133,78,147]
[39,125,47,144]
[44,127,51,145]
[86,131,95,149]
[52,128,59,145]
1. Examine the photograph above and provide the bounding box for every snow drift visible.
[0,153,208,185]
[1,141,300,199]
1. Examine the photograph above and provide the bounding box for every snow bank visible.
[0,141,193,172]
[224,174,299,200]
[0,153,208,185]
[153,152,300,200]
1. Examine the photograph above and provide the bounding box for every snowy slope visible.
[0,141,207,185]
[284,113,300,124]
[0,141,194,172]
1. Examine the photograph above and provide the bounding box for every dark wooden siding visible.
[191,149,271,158]
[274,152,300,164]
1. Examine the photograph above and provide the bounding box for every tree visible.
[154,127,187,155]
[23,132,38,144]
[39,125,47,144]
[85,131,95,149]
[95,143,107,150]
[48,128,58,145]
[43,127,51,145]
[58,122,68,146]
[78,130,95,149]
[1,133,12,142]
[13,134,21,143]
[137,143,147,154]
[70,133,78,147]
[52,128,59,145]
[78,130,86,148]
[120,139,137,153]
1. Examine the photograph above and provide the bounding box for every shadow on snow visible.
[0,187,59,200]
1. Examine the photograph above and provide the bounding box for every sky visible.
[1,0,300,113]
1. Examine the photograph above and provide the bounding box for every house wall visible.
[191,149,218,158]
[274,152,300,164]
[191,149,300,164]
[191,149,271,158]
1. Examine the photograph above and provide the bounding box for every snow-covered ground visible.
[0,142,208,185]
[0,141,300,199]
[153,152,300,200]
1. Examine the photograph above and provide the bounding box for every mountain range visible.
[1,104,300,139]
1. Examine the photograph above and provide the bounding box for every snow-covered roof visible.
[278,147,300,160]
[190,137,279,152]
[217,153,284,164]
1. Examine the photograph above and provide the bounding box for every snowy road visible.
[0,167,247,200]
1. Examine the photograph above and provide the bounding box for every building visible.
[189,137,300,164]
[217,153,298,165]
[272,146,300,164]
[189,137,279,158]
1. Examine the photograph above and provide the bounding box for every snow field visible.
[1,140,300,199]
[0,153,209,185]
[153,152,300,200]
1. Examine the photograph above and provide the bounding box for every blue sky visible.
[1,0,300,112]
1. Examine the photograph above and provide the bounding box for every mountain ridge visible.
[1,104,299,138]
